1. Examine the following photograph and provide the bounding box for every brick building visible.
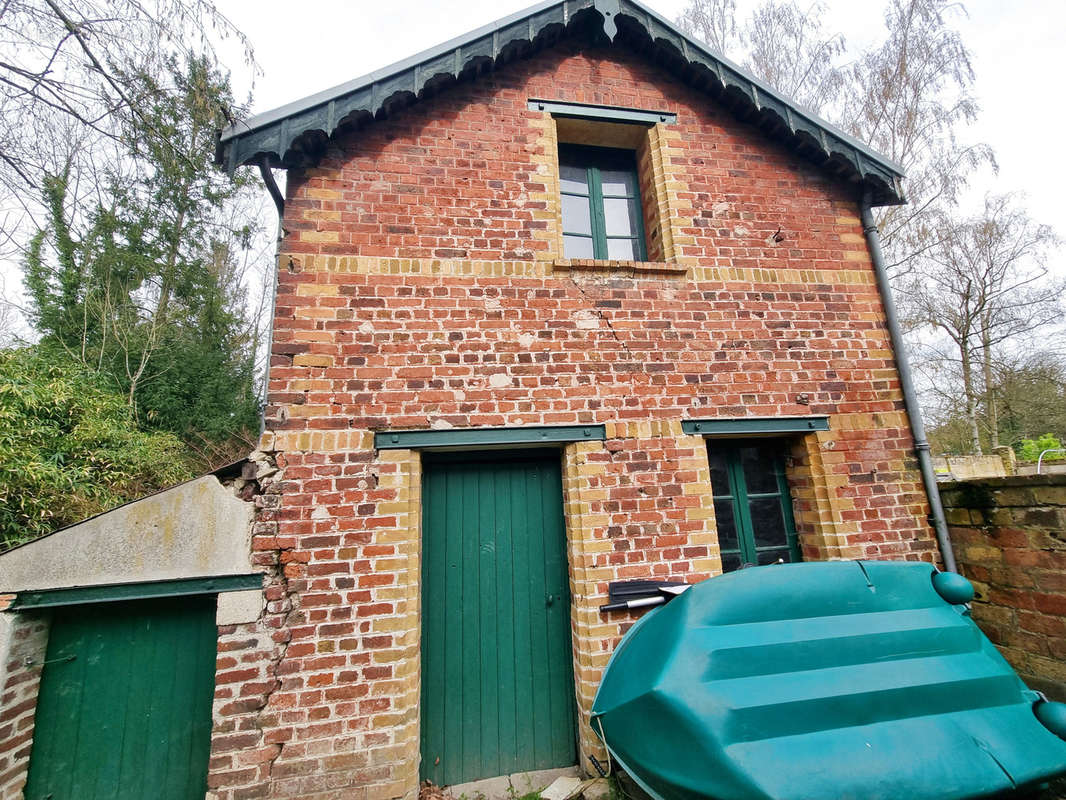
[1,1,946,798]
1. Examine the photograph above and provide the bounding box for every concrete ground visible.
[446,766,582,800]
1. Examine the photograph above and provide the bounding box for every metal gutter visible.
[860,194,957,572]
[258,159,284,218]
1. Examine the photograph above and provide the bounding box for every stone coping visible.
[939,473,1066,491]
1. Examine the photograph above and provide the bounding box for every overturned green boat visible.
[591,561,1066,800]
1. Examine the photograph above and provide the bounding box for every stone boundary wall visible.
[932,454,1008,481]
[941,475,1066,699]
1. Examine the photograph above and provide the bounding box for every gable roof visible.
[217,0,905,206]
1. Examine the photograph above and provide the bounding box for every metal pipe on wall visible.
[860,194,958,573]
[257,158,284,437]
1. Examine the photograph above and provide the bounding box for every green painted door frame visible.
[420,450,577,786]
[23,596,217,800]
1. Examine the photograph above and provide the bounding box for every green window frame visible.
[708,441,801,572]
[559,144,647,261]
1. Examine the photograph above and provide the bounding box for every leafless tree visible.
[993,351,1066,449]
[676,0,739,55]
[840,0,994,277]
[0,292,19,345]
[675,0,994,278]
[0,0,254,243]
[676,0,845,117]
[903,194,1062,453]
[745,2,846,116]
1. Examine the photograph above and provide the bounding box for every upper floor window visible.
[559,144,647,261]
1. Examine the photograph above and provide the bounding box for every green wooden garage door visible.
[24,595,217,800]
[420,451,576,786]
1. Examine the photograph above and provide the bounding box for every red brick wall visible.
[0,614,47,800]
[206,41,938,800]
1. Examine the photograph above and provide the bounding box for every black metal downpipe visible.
[860,193,958,573]
[257,157,284,437]
[258,159,284,219]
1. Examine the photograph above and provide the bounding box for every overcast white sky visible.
[215,0,1066,235]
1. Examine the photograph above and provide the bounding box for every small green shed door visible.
[23,596,217,800]
[421,451,576,786]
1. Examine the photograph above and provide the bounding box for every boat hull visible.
[591,561,1066,800]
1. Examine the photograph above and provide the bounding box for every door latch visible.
[25,655,76,668]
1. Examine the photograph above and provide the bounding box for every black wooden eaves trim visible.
[217,0,904,205]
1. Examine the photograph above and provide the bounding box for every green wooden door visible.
[24,596,217,800]
[420,451,576,786]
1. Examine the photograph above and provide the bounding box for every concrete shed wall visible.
[0,475,254,594]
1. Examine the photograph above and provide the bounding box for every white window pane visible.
[606,238,636,260]
[564,235,595,258]
[601,169,636,196]
[562,194,592,235]
[560,165,589,193]
[603,197,639,236]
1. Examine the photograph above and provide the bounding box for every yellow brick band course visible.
[281,253,880,287]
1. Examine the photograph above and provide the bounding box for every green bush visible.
[0,347,193,549]
[1018,433,1065,463]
